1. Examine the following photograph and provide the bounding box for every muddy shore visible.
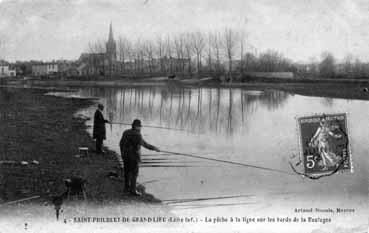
[0,87,160,205]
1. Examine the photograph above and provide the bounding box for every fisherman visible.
[119,119,160,196]
[93,103,110,154]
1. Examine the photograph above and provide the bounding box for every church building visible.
[106,23,117,63]
[77,23,119,77]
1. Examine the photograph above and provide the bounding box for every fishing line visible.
[110,122,193,133]
[0,195,41,206]
[1,152,294,175]
[173,202,258,210]
[1,151,294,181]
[163,194,254,204]
[161,150,295,175]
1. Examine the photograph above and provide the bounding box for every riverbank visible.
[224,82,369,100]
[0,87,164,210]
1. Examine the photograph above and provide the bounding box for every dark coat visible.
[119,128,157,162]
[93,110,108,140]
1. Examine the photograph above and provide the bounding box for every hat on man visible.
[98,103,104,109]
[132,119,142,128]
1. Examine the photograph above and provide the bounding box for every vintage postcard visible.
[0,0,368,233]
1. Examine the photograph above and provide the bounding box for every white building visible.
[0,64,16,78]
[46,63,58,73]
[32,63,59,76]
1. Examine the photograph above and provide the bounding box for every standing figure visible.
[309,118,342,170]
[93,103,110,154]
[119,119,160,196]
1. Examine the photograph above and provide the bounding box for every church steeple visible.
[106,22,116,61]
[108,22,114,42]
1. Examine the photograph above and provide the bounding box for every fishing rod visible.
[161,150,295,176]
[163,194,254,204]
[0,195,41,206]
[110,122,193,133]
[71,150,294,175]
[173,202,258,210]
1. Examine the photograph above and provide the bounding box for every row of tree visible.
[87,29,369,80]
[88,29,297,81]
[304,52,369,79]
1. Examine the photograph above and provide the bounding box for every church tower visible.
[106,22,117,61]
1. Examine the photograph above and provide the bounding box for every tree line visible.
[87,29,369,80]
[87,28,296,81]
[300,52,369,79]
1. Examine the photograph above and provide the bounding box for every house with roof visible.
[32,62,59,76]
[0,60,16,78]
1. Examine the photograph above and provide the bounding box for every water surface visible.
[73,85,367,233]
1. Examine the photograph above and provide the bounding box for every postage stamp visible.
[297,113,352,175]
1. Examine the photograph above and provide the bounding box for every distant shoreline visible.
[2,77,369,101]
[3,74,369,86]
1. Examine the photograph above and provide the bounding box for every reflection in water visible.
[77,87,290,136]
[321,97,334,107]
[72,86,367,232]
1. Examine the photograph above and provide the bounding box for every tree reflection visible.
[321,97,334,107]
[228,89,234,135]
[77,86,290,136]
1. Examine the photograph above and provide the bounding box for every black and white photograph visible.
[0,0,368,232]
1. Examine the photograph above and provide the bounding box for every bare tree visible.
[239,31,246,74]
[144,40,155,75]
[211,32,223,77]
[174,34,186,74]
[307,56,319,76]
[125,41,135,75]
[242,52,257,72]
[319,51,336,78]
[353,58,364,78]
[184,33,194,76]
[156,36,165,74]
[223,28,239,82]
[255,50,293,72]
[206,32,213,74]
[343,54,354,78]
[139,43,145,74]
[132,39,144,74]
[117,36,131,74]
[87,39,106,76]
[165,36,173,74]
[258,50,277,72]
[191,32,205,76]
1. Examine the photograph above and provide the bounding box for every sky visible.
[0,0,369,62]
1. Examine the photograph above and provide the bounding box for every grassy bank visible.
[0,87,160,205]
